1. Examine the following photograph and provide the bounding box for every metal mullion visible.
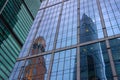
[96,0,118,80]
[47,0,64,80]
[17,33,120,62]
[77,0,80,80]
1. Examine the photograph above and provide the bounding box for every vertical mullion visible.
[47,0,64,80]
[77,0,80,80]
[96,0,118,80]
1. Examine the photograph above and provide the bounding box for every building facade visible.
[10,0,120,80]
[0,0,42,79]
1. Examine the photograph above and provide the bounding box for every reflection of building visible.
[23,37,46,80]
[10,0,120,80]
[0,0,42,79]
[80,13,98,43]
[80,14,106,80]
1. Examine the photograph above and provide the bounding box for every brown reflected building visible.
[23,37,46,80]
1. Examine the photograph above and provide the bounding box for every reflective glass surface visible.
[10,0,120,80]
[9,54,51,80]
[50,48,76,80]
[100,0,120,36]
[110,38,120,79]
[36,4,61,51]
[80,42,113,80]
[47,0,62,6]
[80,0,104,43]
[56,0,77,48]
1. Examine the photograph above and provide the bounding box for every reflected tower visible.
[80,14,107,80]
[23,37,46,80]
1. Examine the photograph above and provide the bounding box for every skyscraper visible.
[10,0,120,80]
[0,0,42,79]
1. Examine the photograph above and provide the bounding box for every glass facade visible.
[10,0,120,80]
[50,49,76,80]
[80,42,113,80]
[0,0,41,80]
[109,38,120,80]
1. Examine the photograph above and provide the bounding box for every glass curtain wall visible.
[10,0,120,80]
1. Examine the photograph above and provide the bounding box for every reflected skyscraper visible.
[23,37,46,80]
[80,13,98,43]
[80,14,106,80]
